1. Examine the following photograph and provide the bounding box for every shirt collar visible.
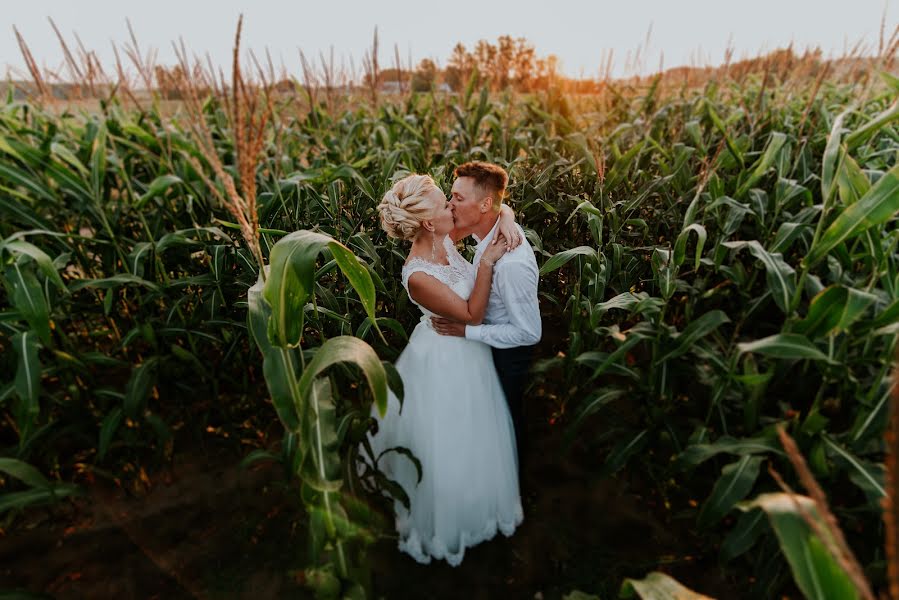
[473,216,501,251]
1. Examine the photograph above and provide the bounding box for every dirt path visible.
[0,417,740,599]
[0,449,308,599]
[366,420,701,599]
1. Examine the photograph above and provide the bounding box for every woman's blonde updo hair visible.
[378,174,443,241]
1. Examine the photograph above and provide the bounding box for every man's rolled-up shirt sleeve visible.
[465,260,541,349]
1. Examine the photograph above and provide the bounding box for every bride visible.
[364,173,523,567]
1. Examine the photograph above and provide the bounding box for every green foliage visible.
[739,493,860,600]
[0,61,896,597]
[249,229,394,594]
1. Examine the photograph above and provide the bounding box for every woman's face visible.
[427,187,454,236]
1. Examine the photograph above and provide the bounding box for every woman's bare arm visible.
[407,261,494,324]
[407,237,506,324]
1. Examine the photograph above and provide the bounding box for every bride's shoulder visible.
[402,255,442,276]
[402,255,428,270]
[401,256,445,292]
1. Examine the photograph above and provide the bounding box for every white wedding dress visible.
[365,235,523,567]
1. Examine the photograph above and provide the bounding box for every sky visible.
[2,0,896,82]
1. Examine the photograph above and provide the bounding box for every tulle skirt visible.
[365,320,523,567]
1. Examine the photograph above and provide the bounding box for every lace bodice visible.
[401,236,476,317]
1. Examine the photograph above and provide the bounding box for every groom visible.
[432,161,542,462]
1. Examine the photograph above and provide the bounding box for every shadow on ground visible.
[0,412,742,599]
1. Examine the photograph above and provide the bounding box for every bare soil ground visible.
[0,411,742,599]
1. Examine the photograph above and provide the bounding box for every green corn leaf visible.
[849,381,891,447]
[540,246,595,275]
[7,264,51,345]
[836,153,870,206]
[601,429,649,477]
[697,455,764,529]
[98,407,123,461]
[0,162,56,204]
[355,317,409,343]
[722,241,795,313]
[606,140,645,189]
[0,135,28,163]
[381,360,405,409]
[862,297,899,332]
[0,457,51,489]
[589,333,643,381]
[822,435,886,502]
[685,119,705,151]
[68,274,161,292]
[806,161,899,268]
[0,485,79,514]
[239,449,280,470]
[304,377,343,492]
[376,446,423,485]
[12,331,41,428]
[136,174,183,208]
[658,310,729,363]
[651,247,676,300]
[0,193,53,231]
[1,240,66,290]
[123,357,159,419]
[565,388,629,443]
[673,223,707,270]
[795,285,878,339]
[721,508,767,562]
[821,108,850,202]
[44,159,92,203]
[248,274,301,431]
[296,336,388,418]
[90,122,107,201]
[737,333,831,362]
[127,242,153,276]
[881,71,899,92]
[768,222,809,254]
[845,98,899,151]
[0,382,14,406]
[677,436,782,469]
[737,493,860,600]
[736,132,787,198]
[564,199,602,225]
[595,292,641,313]
[264,230,378,347]
[706,100,744,168]
[50,140,89,175]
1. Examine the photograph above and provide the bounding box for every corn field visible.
[1,26,899,599]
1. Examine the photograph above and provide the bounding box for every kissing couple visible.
[364,161,541,567]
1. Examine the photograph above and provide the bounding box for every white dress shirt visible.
[464,218,542,349]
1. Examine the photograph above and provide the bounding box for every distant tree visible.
[370,68,409,83]
[445,43,475,92]
[495,35,516,89]
[378,36,564,94]
[512,38,537,90]
[411,58,438,92]
[533,54,560,90]
[473,40,498,86]
[443,36,548,92]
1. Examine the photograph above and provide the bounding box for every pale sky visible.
[2,0,896,81]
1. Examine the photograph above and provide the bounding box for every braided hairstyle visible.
[378,174,443,241]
